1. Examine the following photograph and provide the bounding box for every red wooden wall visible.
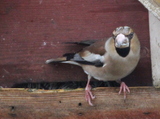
[0,0,152,87]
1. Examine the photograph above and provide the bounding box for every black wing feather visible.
[64,40,97,46]
[63,53,103,67]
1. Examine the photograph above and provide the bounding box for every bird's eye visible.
[126,33,134,40]
[113,35,116,39]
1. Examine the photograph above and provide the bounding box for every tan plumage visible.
[46,26,140,106]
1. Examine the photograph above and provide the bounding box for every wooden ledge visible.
[0,87,160,118]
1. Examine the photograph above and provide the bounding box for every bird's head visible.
[113,26,134,49]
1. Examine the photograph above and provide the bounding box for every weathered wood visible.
[0,87,159,118]
[149,12,160,88]
[0,0,152,87]
[139,0,160,20]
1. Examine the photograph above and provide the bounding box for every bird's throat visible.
[116,47,130,57]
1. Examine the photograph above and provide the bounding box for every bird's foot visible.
[118,82,130,99]
[85,84,95,106]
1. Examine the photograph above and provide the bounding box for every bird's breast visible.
[82,53,140,81]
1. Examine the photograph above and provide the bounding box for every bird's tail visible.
[45,53,81,66]
[45,57,67,64]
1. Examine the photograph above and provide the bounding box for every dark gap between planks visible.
[12,81,120,90]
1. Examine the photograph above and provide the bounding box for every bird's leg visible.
[118,82,130,99]
[85,75,95,106]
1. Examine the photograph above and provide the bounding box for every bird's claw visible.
[85,85,95,106]
[118,82,130,99]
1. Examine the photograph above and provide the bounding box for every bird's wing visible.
[64,40,97,46]
[46,38,109,67]
[69,38,108,67]
[79,38,107,55]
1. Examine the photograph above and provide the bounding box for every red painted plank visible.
[0,0,151,87]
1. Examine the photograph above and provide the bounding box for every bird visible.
[46,26,140,106]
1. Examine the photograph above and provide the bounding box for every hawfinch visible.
[46,26,140,106]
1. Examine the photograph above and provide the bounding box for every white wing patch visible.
[81,51,104,62]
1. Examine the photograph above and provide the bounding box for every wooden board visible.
[149,12,160,88]
[0,87,160,118]
[0,0,152,87]
[139,0,160,20]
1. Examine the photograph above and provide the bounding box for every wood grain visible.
[0,0,152,87]
[149,12,160,88]
[139,0,160,20]
[0,87,160,118]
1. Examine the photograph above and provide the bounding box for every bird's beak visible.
[115,34,129,48]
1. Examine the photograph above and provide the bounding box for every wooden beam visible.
[149,12,160,88]
[0,87,160,118]
[139,0,160,20]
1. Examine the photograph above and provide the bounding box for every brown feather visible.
[130,33,140,55]
[79,38,108,57]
